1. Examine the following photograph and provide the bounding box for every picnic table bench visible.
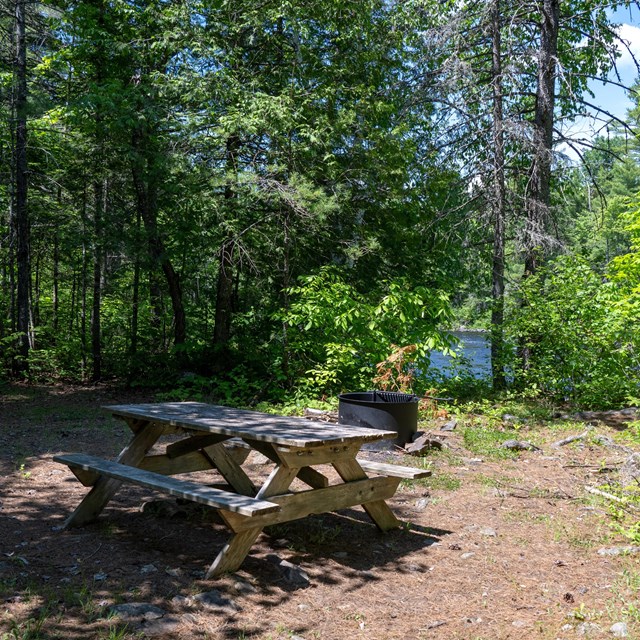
[54,402,430,578]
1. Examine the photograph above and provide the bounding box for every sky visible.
[564,6,640,144]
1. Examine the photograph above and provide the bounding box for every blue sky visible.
[565,6,640,142]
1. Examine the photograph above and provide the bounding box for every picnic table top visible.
[106,402,396,449]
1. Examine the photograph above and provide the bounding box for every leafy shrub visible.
[278,266,455,394]
[507,256,640,408]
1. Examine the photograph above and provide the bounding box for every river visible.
[428,330,492,378]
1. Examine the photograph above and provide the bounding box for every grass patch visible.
[402,471,461,492]
[461,425,521,459]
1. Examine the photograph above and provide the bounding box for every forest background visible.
[3,0,640,410]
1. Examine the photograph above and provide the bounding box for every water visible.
[428,330,492,378]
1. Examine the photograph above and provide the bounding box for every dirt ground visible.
[2,383,640,640]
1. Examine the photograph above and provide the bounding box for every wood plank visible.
[356,459,432,479]
[201,443,257,496]
[221,476,400,532]
[225,443,251,465]
[106,402,396,448]
[166,434,230,459]
[333,459,401,531]
[243,439,329,488]
[273,443,361,468]
[68,467,99,486]
[61,422,165,528]
[138,451,215,475]
[55,453,280,517]
[206,465,299,578]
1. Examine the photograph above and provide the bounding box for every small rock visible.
[140,564,157,574]
[110,603,165,622]
[404,563,423,572]
[480,527,497,537]
[415,498,430,510]
[165,567,181,577]
[619,453,640,488]
[440,419,458,432]
[93,572,107,582]
[610,622,629,638]
[561,623,574,631]
[191,590,241,613]
[461,552,475,560]
[171,596,189,607]
[297,604,309,611]
[232,579,257,594]
[405,434,446,455]
[501,439,541,452]
[267,555,310,588]
[140,616,181,637]
[576,622,601,636]
[597,546,640,557]
[512,620,527,628]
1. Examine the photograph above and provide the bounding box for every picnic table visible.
[54,402,430,578]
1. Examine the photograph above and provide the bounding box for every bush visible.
[507,256,640,408]
[278,266,455,394]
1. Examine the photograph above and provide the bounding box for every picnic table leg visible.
[63,422,165,529]
[205,464,299,578]
[332,459,401,531]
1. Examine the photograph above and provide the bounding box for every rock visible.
[191,590,241,613]
[405,434,446,454]
[480,527,497,537]
[110,603,165,622]
[140,616,182,637]
[440,419,458,432]
[461,552,475,559]
[93,572,107,581]
[610,622,629,637]
[619,453,640,488]
[267,555,310,588]
[232,578,257,594]
[501,440,541,452]
[597,546,640,557]
[511,620,527,628]
[415,498,430,510]
[140,564,157,574]
[551,432,589,448]
[576,622,601,636]
[502,414,519,423]
[165,567,181,577]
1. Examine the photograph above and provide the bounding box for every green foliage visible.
[507,255,640,408]
[279,266,454,393]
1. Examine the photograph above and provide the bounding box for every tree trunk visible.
[490,0,506,390]
[523,0,559,277]
[91,179,104,381]
[131,130,186,348]
[213,135,240,356]
[13,0,30,375]
[128,211,141,384]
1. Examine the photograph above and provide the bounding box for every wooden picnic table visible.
[54,402,430,578]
